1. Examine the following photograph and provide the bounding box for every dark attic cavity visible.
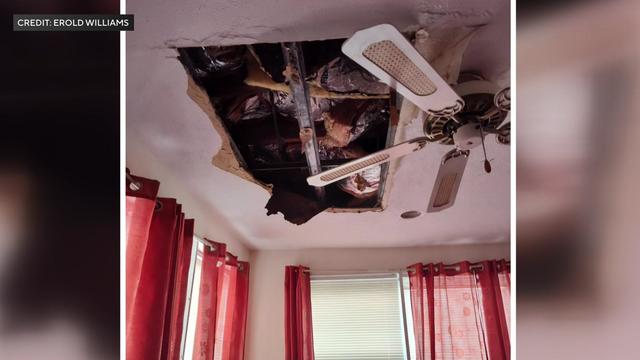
[178,40,394,225]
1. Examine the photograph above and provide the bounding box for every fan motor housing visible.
[453,123,483,150]
[423,79,508,145]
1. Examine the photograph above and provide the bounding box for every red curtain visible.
[166,219,195,360]
[192,241,227,360]
[284,265,315,360]
[127,172,251,360]
[231,261,250,360]
[126,174,194,360]
[192,244,251,360]
[408,260,510,360]
[214,252,239,360]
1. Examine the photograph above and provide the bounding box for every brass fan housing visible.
[424,79,509,145]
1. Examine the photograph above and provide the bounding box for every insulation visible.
[245,44,390,99]
[321,100,384,148]
[179,39,394,224]
[311,57,390,95]
[185,76,272,192]
[338,166,381,199]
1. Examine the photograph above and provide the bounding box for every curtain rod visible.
[303,261,510,275]
[409,261,511,273]
[197,237,217,251]
[304,266,482,274]
[196,238,236,259]
[195,238,246,271]
[307,270,404,276]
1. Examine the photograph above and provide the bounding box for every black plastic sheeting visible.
[179,46,248,97]
[314,57,390,95]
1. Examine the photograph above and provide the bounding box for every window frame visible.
[179,236,203,360]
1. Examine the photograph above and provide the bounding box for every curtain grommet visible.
[129,181,142,191]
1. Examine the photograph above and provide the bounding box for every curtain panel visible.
[408,260,510,360]
[192,243,251,360]
[126,173,250,360]
[127,174,193,360]
[192,241,227,360]
[231,261,250,360]
[285,265,315,360]
[167,219,196,359]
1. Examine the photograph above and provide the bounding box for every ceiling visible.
[127,0,510,250]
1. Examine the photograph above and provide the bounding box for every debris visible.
[225,92,272,123]
[265,186,328,225]
[179,39,396,224]
[185,77,272,193]
[245,44,389,99]
[321,100,387,148]
[338,166,381,198]
[322,100,366,147]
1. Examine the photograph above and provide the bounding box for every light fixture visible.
[400,210,422,219]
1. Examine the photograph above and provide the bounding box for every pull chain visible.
[478,124,491,173]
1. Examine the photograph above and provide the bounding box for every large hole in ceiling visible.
[178,40,397,225]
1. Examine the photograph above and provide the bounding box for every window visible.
[180,237,203,360]
[310,274,412,360]
[402,275,416,360]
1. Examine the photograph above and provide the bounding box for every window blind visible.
[311,276,407,360]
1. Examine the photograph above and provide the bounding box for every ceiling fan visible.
[306,24,510,212]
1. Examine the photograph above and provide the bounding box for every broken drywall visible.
[186,75,273,193]
[181,26,480,224]
[181,42,392,224]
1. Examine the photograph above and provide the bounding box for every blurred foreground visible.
[518,0,640,358]
[0,0,119,359]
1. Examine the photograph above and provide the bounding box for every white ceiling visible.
[127,0,510,250]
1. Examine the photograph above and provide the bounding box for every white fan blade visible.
[427,149,469,212]
[342,24,463,117]
[307,137,428,187]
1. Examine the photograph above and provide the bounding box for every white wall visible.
[245,243,509,360]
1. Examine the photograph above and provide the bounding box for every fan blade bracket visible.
[342,24,464,117]
[496,122,510,145]
[441,148,470,164]
[494,86,511,112]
